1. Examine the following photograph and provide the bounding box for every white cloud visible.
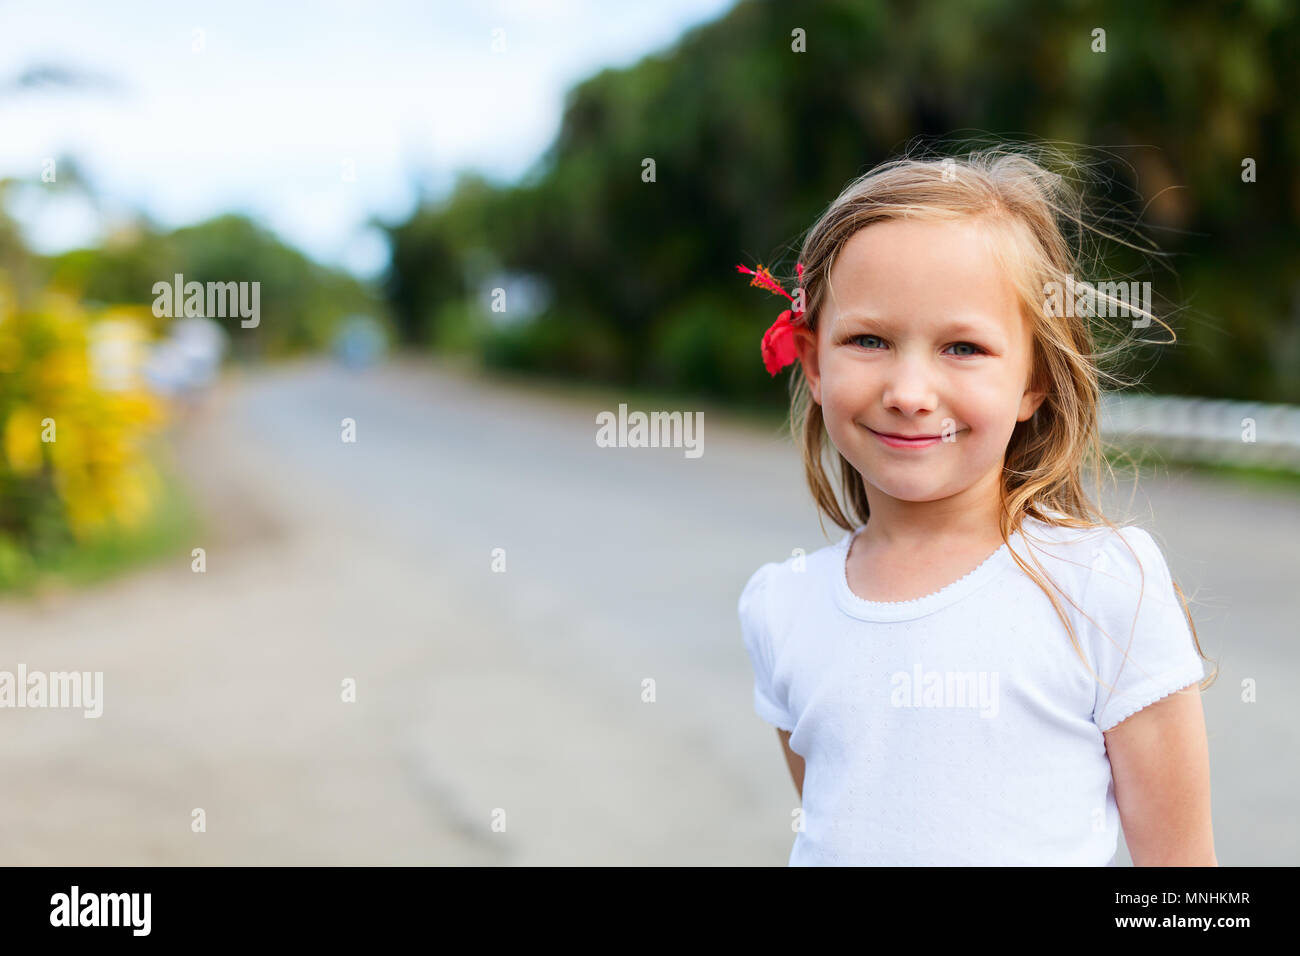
[0,0,734,275]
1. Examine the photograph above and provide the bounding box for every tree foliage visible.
[385,0,1300,403]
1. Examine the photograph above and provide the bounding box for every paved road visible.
[2,356,1296,864]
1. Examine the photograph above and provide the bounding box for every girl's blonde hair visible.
[782,140,1216,701]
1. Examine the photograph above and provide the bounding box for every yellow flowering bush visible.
[0,282,167,565]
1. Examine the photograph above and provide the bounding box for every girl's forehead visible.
[825,220,1027,335]
[834,217,1004,272]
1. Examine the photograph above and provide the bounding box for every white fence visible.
[1099,392,1300,471]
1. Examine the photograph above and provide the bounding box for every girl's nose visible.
[881,357,940,417]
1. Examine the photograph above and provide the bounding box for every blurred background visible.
[0,0,1296,865]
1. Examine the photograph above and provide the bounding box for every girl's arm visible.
[777,729,804,799]
[1103,683,1217,865]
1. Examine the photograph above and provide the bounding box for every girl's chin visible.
[859,476,954,502]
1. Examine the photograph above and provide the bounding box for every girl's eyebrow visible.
[834,312,1004,341]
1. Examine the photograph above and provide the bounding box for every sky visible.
[0,0,734,278]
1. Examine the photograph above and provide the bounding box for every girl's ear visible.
[1017,389,1047,422]
[1017,372,1048,422]
[794,324,821,405]
[1016,333,1048,422]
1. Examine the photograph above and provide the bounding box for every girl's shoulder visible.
[738,529,854,617]
[1017,510,1163,559]
[1013,512,1180,610]
[1020,514,1202,731]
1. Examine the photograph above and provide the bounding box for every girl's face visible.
[795,217,1045,510]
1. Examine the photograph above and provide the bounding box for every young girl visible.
[737,146,1218,866]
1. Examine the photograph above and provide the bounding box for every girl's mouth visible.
[866,426,945,449]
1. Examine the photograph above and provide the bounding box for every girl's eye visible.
[847,335,986,357]
[848,334,886,349]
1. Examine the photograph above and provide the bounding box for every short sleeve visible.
[1082,527,1206,732]
[738,563,795,731]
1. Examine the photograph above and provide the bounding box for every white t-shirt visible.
[738,513,1206,866]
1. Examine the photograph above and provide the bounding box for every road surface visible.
[2,356,1296,864]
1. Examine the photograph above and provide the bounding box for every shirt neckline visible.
[833,523,1019,622]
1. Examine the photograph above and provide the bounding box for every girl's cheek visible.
[818,379,853,415]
